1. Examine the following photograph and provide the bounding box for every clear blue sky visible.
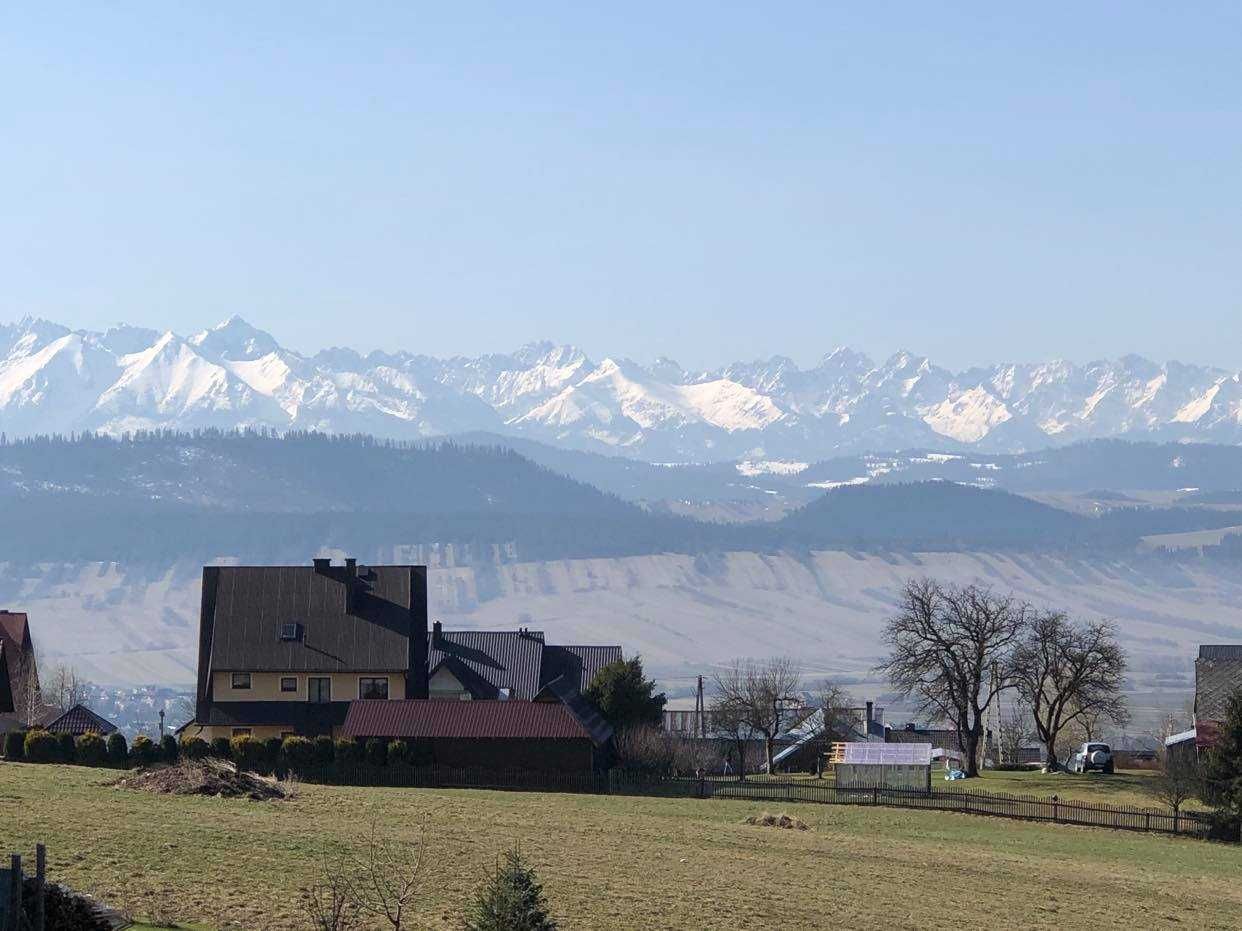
[3,4,1241,370]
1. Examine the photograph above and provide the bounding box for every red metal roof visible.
[342,699,594,741]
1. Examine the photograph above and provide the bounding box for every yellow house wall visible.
[212,671,406,702]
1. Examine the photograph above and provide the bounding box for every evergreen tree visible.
[583,656,666,730]
[463,847,557,931]
[1201,686,1242,832]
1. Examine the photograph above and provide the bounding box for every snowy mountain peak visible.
[189,316,280,362]
[3,316,1242,460]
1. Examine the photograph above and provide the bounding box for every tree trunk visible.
[963,726,981,778]
[765,735,775,774]
[1045,743,1060,772]
[735,739,746,782]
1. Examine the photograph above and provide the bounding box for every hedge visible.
[3,729,24,761]
[107,732,129,767]
[131,734,159,768]
[24,730,58,763]
[75,732,109,766]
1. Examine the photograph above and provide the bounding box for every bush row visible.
[2,728,168,768]
[2,728,418,774]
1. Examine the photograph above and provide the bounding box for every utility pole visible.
[695,676,705,739]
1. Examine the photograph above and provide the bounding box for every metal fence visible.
[293,764,1222,841]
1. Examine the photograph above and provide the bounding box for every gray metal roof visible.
[1198,644,1242,660]
[428,630,547,700]
[206,565,418,673]
[539,644,623,694]
[1195,645,1242,722]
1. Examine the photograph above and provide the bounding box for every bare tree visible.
[43,661,88,712]
[878,579,1027,777]
[1010,612,1128,772]
[708,686,752,781]
[711,657,801,773]
[1150,715,1202,815]
[998,702,1031,766]
[341,817,429,931]
[12,647,45,726]
[302,850,360,931]
[804,680,857,776]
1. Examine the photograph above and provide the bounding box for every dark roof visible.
[1199,644,1242,660]
[342,699,596,742]
[540,645,622,694]
[42,704,118,736]
[204,565,419,673]
[537,675,614,747]
[199,701,351,733]
[428,630,546,700]
[0,611,32,700]
[1195,645,1242,723]
[886,726,965,751]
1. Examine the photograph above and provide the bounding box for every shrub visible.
[56,731,77,763]
[312,734,336,765]
[282,735,315,772]
[264,736,285,772]
[211,736,233,760]
[107,732,129,768]
[464,847,558,931]
[180,737,209,760]
[130,734,159,768]
[75,732,108,766]
[335,737,364,763]
[230,735,265,772]
[161,733,180,764]
[23,729,57,763]
[387,739,410,765]
[3,729,24,761]
[365,738,388,767]
[613,726,677,776]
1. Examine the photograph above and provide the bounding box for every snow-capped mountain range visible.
[4,315,1242,461]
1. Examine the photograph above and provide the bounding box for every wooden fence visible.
[1,844,45,931]
[295,765,1222,841]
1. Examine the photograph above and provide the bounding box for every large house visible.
[187,559,621,752]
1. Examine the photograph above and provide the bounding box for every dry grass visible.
[2,762,1240,930]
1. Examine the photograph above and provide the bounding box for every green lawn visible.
[3,762,1239,930]
[967,767,1203,809]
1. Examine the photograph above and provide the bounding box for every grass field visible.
[3,762,1240,930]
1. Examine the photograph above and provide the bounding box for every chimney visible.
[432,620,442,643]
[408,567,430,700]
[313,557,331,575]
[343,557,359,614]
[344,557,357,580]
[865,700,874,732]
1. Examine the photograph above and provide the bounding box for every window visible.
[280,676,297,693]
[231,672,251,690]
[359,677,389,700]
[280,622,302,641]
[308,677,331,704]
[231,727,252,738]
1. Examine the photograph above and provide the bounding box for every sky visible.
[3,3,1242,371]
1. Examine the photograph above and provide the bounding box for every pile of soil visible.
[117,758,292,801]
[744,811,810,831]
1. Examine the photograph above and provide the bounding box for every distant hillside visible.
[3,431,1241,564]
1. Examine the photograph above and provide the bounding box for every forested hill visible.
[1,431,1239,564]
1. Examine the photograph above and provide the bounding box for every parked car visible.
[1069,742,1114,774]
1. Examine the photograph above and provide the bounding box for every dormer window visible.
[280,623,302,642]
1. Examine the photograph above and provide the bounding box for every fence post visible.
[34,844,45,931]
[9,854,21,931]
[1144,812,1151,833]
[1173,810,1179,835]
[872,787,878,806]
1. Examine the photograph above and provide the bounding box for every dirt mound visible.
[744,811,809,831]
[117,758,292,801]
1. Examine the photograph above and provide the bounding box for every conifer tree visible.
[463,847,557,931]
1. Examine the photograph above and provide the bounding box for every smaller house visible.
[341,697,612,774]
[768,701,885,773]
[40,704,119,737]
